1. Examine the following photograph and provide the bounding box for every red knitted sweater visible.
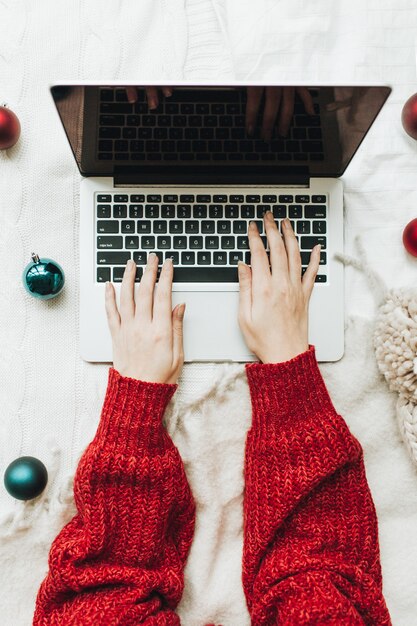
[32,345,391,625]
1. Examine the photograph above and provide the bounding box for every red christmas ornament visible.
[402,218,417,257]
[401,93,417,140]
[0,104,21,149]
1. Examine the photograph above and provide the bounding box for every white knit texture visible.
[1,0,417,624]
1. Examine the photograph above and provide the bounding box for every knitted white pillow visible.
[335,236,417,467]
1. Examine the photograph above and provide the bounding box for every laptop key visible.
[129,205,143,218]
[125,236,139,249]
[315,275,327,282]
[97,194,111,202]
[246,194,260,203]
[145,205,159,218]
[130,194,145,202]
[97,251,130,265]
[225,204,239,218]
[193,205,207,218]
[147,194,161,202]
[213,252,227,265]
[233,221,247,234]
[279,195,293,203]
[296,221,311,234]
[229,251,243,264]
[312,195,326,203]
[201,221,215,234]
[185,221,199,234]
[141,236,155,249]
[217,221,231,234]
[221,236,235,249]
[177,205,191,218]
[206,236,219,248]
[174,236,187,249]
[172,266,238,282]
[313,221,327,234]
[296,195,310,203]
[97,236,123,249]
[241,205,255,219]
[99,127,120,139]
[209,205,223,218]
[196,194,211,202]
[97,267,111,282]
[162,204,176,218]
[257,205,271,218]
[214,195,227,202]
[182,252,195,265]
[114,205,127,218]
[301,251,327,265]
[169,221,183,234]
[262,195,277,202]
[305,205,326,218]
[97,220,119,233]
[137,220,151,233]
[237,236,249,249]
[153,221,167,233]
[197,252,211,265]
[165,251,179,264]
[133,251,147,264]
[163,194,178,202]
[230,195,244,203]
[113,266,143,283]
[272,205,286,218]
[157,236,171,249]
[301,236,326,250]
[97,205,111,218]
[289,205,302,218]
[121,220,135,233]
[190,236,203,249]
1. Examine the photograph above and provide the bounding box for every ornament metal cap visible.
[31,252,40,264]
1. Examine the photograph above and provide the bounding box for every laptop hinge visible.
[114,165,309,187]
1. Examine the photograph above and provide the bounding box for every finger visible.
[104,281,121,334]
[125,87,138,103]
[119,259,136,320]
[277,87,295,137]
[162,86,173,97]
[153,258,174,327]
[302,244,321,299]
[263,211,288,276]
[245,87,264,136]
[237,261,252,326]
[261,87,282,140]
[135,253,158,321]
[281,217,303,285]
[296,87,315,115]
[145,86,159,109]
[172,302,185,366]
[247,220,271,296]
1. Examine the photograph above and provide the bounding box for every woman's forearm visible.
[33,367,195,625]
[242,345,391,625]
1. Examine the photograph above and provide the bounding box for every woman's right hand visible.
[237,213,321,364]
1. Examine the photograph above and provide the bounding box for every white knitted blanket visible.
[1,1,417,624]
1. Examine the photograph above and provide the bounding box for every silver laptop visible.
[50,83,391,363]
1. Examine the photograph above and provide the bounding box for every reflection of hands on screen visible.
[124,86,315,140]
[246,87,315,140]
[125,86,173,108]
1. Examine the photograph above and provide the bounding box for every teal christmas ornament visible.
[22,252,65,299]
[4,456,48,500]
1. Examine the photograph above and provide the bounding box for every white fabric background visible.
[0,0,417,624]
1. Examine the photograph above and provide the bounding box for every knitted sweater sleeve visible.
[33,367,195,625]
[242,345,392,626]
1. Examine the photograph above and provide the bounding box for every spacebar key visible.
[173,266,238,282]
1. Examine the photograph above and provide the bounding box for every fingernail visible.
[316,244,321,252]
[105,281,110,291]
[178,303,186,320]
[128,259,134,268]
[238,261,246,273]
[165,257,173,265]
[266,210,273,220]
[149,252,156,260]
[165,88,173,96]
[149,98,157,109]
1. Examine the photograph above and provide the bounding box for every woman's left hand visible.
[105,255,185,384]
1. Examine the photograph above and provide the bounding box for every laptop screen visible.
[50,85,391,180]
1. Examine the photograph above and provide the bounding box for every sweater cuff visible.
[245,345,338,432]
[95,367,178,456]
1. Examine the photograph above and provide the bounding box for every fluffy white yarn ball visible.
[374,288,417,466]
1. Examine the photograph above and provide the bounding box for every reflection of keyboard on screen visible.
[96,192,328,284]
[96,88,324,163]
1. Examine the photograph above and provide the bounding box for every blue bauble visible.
[22,252,65,299]
[4,456,48,500]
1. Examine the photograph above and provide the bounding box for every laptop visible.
[50,83,391,363]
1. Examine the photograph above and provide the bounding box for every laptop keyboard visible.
[96,191,327,284]
[97,88,324,163]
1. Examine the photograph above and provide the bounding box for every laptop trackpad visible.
[171,289,255,362]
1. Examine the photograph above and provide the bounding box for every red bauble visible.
[403,219,417,256]
[0,105,21,149]
[401,93,417,140]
